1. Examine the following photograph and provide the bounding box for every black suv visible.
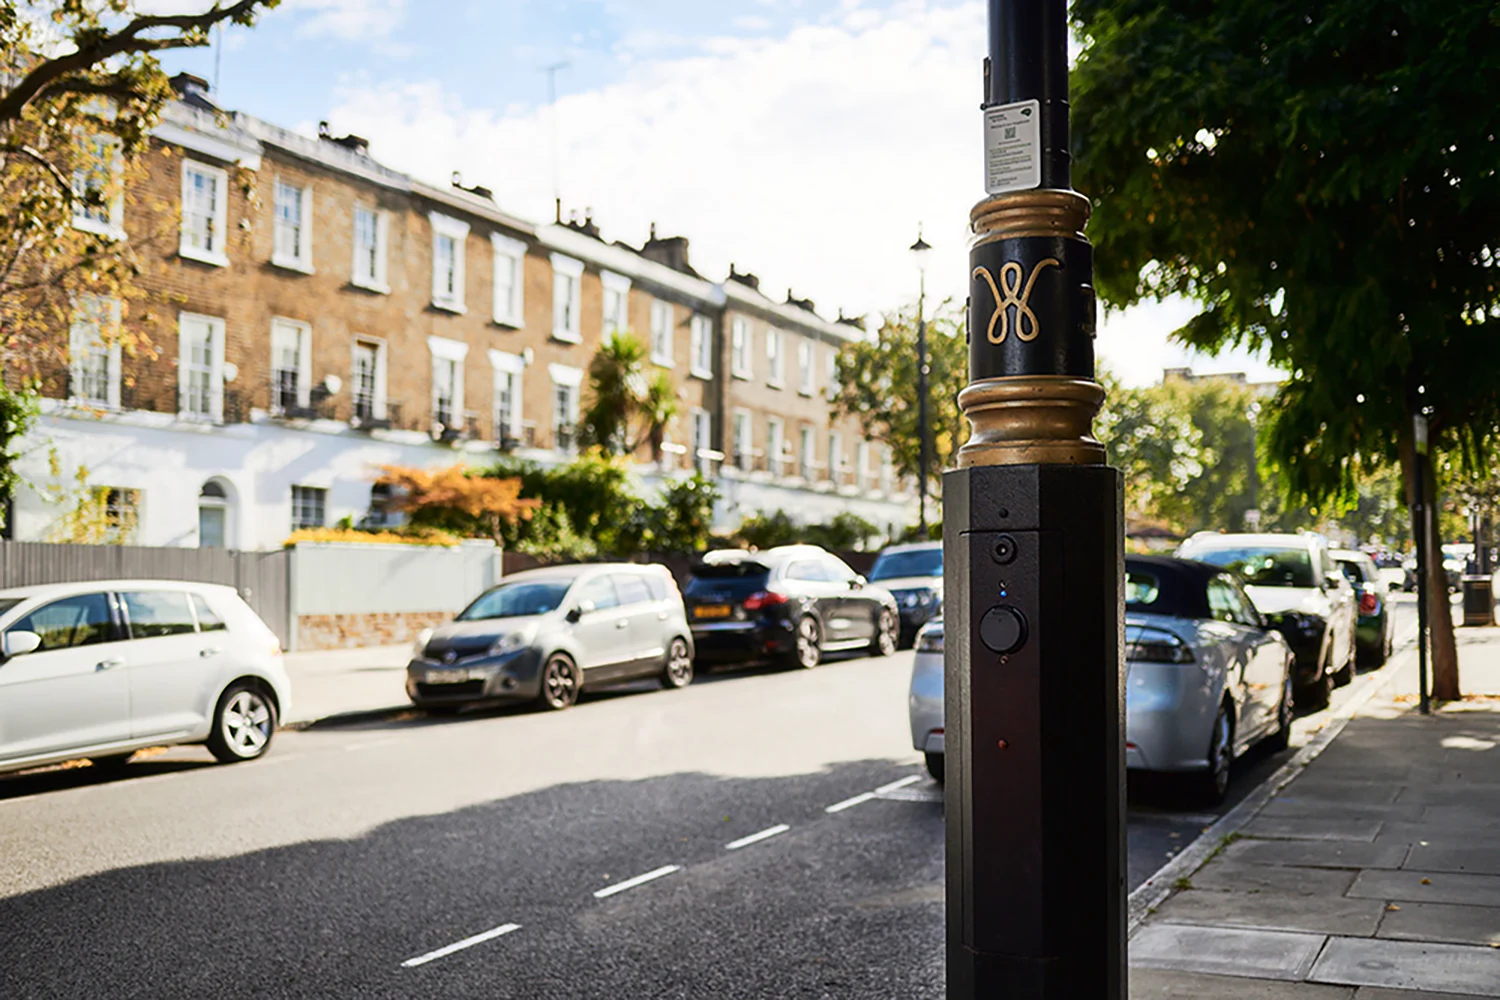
[685,545,900,669]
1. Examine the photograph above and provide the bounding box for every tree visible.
[638,370,678,465]
[832,307,968,499]
[1,0,278,518]
[1073,0,1500,699]
[580,331,648,454]
[374,464,537,545]
[0,377,38,532]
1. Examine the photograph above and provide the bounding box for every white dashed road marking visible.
[401,923,521,968]
[725,824,790,850]
[875,775,922,795]
[824,791,876,814]
[594,864,682,899]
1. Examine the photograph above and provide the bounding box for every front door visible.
[785,559,846,643]
[570,574,635,678]
[0,592,132,764]
[615,572,666,677]
[823,556,876,643]
[120,589,215,739]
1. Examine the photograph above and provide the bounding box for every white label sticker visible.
[983,99,1042,195]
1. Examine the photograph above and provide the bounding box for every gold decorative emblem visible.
[972,258,1060,343]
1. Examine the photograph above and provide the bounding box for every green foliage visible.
[0,377,38,531]
[734,508,886,552]
[832,307,967,494]
[580,331,648,454]
[1073,0,1500,504]
[645,474,720,553]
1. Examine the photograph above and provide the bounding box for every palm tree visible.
[637,370,679,465]
[580,331,648,454]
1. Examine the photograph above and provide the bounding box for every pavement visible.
[1129,607,1500,998]
[281,642,411,725]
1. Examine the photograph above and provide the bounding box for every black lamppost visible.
[943,1,1124,996]
[911,227,932,540]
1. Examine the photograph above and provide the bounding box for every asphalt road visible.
[0,599,1418,998]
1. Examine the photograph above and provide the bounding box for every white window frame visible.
[68,296,122,409]
[881,445,895,494]
[490,349,525,444]
[766,328,785,388]
[768,417,785,477]
[491,233,527,328]
[601,270,631,336]
[857,441,872,488]
[551,253,584,343]
[427,335,469,433]
[732,408,753,472]
[825,348,839,401]
[177,311,225,422]
[290,485,327,532]
[799,425,816,480]
[689,314,714,379]
[269,317,312,414]
[430,212,469,314]
[179,160,229,267]
[350,337,388,424]
[690,407,714,475]
[271,177,314,273]
[650,299,675,366]
[549,362,584,452]
[731,317,752,379]
[351,205,389,293]
[797,339,814,396]
[71,132,124,240]
[828,431,843,484]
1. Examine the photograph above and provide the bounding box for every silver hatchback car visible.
[407,563,694,712]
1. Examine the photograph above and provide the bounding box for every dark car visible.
[685,544,899,669]
[868,541,942,646]
[1332,549,1396,666]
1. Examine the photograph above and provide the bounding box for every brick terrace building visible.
[9,76,913,550]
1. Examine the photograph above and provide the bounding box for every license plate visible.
[694,604,731,620]
[426,668,468,684]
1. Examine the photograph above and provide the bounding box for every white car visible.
[908,619,945,782]
[0,580,291,775]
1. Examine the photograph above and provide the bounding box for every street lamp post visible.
[912,228,933,540]
[943,1,1125,998]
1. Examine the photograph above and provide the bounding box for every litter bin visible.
[1462,575,1495,626]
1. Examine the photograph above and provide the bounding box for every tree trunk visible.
[1398,421,1461,702]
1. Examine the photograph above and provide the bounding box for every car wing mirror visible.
[850,575,866,589]
[565,606,583,624]
[2,630,42,658]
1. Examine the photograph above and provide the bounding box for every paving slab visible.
[1224,840,1410,871]
[1259,799,1426,823]
[1191,861,1358,896]
[1129,968,1353,998]
[1349,870,1500,908]
[1311,936,1500,995]
[1155,889,1385,937]
[1404,846,1500,876]
[1354,990,1479,999]
[1377,901,1500,947]
[1377,824,1500,847]
[1283,782,1404,806]
[1242,816,1385,843]
[1130,924,1327,981]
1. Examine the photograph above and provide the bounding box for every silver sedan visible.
[909,555,1295,801]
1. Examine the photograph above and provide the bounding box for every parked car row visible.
[407,544,903,714]
[912,531,1387,803]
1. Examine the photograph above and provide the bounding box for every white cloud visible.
[285,0,406,40]
[320,1,1279,388]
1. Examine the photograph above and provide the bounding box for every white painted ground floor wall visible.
[13,406,917,550]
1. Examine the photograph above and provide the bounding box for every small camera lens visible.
[992,535,1017,564]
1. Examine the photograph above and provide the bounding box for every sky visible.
[152,0,1282,388]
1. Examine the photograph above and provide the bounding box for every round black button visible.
[979,606,1027,654]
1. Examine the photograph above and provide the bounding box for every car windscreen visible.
[457,581,571,621]
[1189,546,1317,588]
[1336,557,1374,585]
[870,549,942,581]
[685,561,771,598]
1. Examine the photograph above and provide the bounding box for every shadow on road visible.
[0,755,216,800]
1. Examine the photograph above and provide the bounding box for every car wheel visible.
[789,615,822,669]
[660,637,694,690]
[925,752,944,784]
[1193,703,1233,804]
[1333,641,1354,687]
[870,608,898,657]
[1265,668,1294,752]
[538,653,581,711]
[206,683,277,763]
[1298,645,1334,710]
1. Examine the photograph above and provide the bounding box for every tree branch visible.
[0,1,273,125]
[1,143,74,198]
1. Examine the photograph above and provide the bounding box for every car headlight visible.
[915,626,944,652]
[489,625,537,656]
[917,588,938,606]
[412,627,433,657]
